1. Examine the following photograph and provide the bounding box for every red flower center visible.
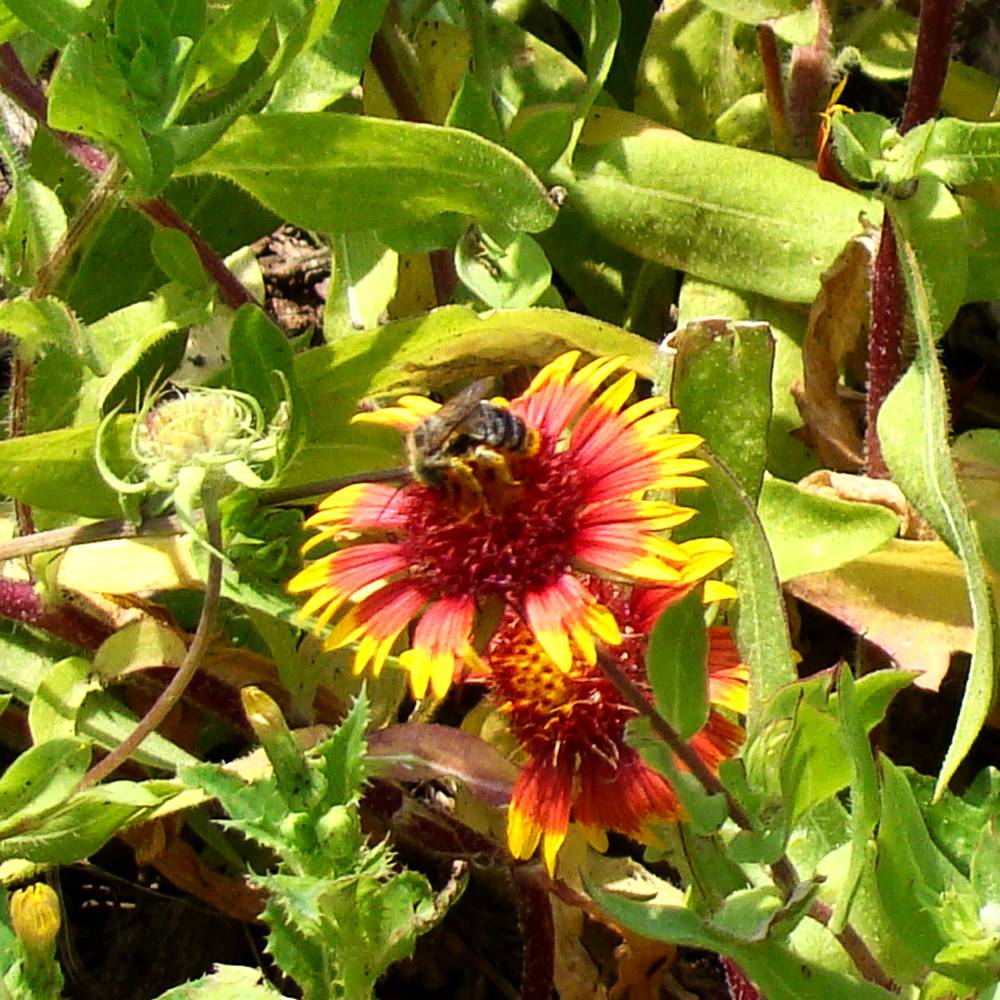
[401,442,587,600]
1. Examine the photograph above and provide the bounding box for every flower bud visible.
[10,884,60,954]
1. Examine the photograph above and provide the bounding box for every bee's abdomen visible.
[478,404,528,452]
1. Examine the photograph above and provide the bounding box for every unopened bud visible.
[10,884,60,954]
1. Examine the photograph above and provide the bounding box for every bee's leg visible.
[473,447,519,485]
[449,459,486,499]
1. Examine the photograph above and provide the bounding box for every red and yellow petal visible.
[303,483,409,546]
[707,628,749,715]
[508,755,574,875]
[512,352,626,441]
[523,574,621,671]
[399,594,476,698]
[327,579,428,675]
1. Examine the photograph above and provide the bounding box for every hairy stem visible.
[75,491,224,789]
[757,24,793,158]
[865,0,961,475]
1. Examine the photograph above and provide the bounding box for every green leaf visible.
[0,419,127,517]
[150,227,206,288]
[265,0,387,113]
[698,0,810,23]
[829,111,892,188]
[646,589,709,740]
[152,964,280,999]
[667,317,774,502]
[878,202,996,799]
[961,195,1000,304]
[919,118,1000,187]
[635,6,763,140]
[1,0,96,45]
[543,0,621,167]
[831,666,880,934]
[176,113,557,235]
[286,305,655,489]
[757,478,899,581]
[694,457,797,728]
[875,758,960,971]
[326,231,399,337]
[454,228,552,309]
[971,819,1000,915]
[0,296,83,362]
[28,657,99,743]
[445,72,503,142]
[229,303,299,425]
[167,0,274,121]
[591,881,895,1000]
[563,129,879,304]
[0,739,90,834]
[0,173,66,289]
[887,173,967,335]
[47,31,156,191]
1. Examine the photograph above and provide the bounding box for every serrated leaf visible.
[562,128,879,304]
[176,113,557,235]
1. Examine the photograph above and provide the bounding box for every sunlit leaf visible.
[177,113,557,235]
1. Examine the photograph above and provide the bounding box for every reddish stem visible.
[511,864,555,1000]
[0,579,111,649]
[757,24,792,158]
[865,223,904,478]
[864,0,962,475]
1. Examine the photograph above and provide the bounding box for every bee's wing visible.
[414,377,494,449]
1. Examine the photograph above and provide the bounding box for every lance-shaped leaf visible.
[562,127,878,304]
[176,113,557,235]
[878,195,997,799]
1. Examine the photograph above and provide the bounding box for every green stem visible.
[74,490,224,790]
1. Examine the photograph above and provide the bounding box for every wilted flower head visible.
[290,352,732,699]
[490,584,747,875]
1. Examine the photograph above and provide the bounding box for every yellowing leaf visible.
[56,537,200,594]
[787,539,985,691]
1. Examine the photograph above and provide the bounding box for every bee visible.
[406,378,537,492]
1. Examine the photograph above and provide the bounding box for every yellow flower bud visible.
[10,884,60,953]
